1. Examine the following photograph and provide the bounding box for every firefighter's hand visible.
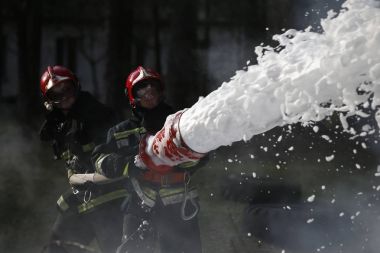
[127,155,148,178]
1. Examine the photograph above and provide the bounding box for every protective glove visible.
[123,155,148,178]
[134,155,147,169]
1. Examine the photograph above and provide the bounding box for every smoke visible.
[0,105,66,253]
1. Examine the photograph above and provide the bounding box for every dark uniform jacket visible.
[39,91,128,214]
[92,102,204,208]
[93,102,206,253]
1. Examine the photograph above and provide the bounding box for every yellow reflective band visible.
[161,188,198,206]
[141,186,158,201]
[113,127,146,140]
[123,163,129,177]
[57,195,69,212]
[77,189,129,214]
[159,186,186,197]
[95,153,110,173]
[82,142,95,153]
[178,160,199,168]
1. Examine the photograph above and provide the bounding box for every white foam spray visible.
[179,0,380,153]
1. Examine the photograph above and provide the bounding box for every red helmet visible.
[125,66,163,107]
[40,65,79,98]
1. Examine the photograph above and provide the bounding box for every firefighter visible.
[92,66,204,253]
[39,65,128,253]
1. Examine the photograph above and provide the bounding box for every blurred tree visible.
[166,0,207,110]
[198,0,211,49]
[44,0,107,100]
[105,0,134,114]
[78,31,106,99]
[152,0,162,73]
[0,1,4,98]
[56,36,77,71]
[16,0,42,121]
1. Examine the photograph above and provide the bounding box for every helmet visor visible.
[134,81,162,109]
[46,81,77,104]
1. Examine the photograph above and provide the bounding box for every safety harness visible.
[130,165,199,220]
[95,125,200,220]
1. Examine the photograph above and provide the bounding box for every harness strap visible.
[131,178,156,208]
[77,189,129,214]
[113,127,146,140]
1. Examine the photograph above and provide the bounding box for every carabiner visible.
[181,172,199,221]
[181,193,199,221]
[83,190,92,203]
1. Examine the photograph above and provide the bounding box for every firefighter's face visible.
[47,81,77,110]
[135,83,162,109]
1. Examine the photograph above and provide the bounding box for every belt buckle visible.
[161,175,170,187]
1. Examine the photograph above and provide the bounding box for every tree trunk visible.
[0,4,4,99]
[104,0,134,115]
[166,0,206,110]
[152,0,162,73]
[17,0,42,121]
[78,35,102,99]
